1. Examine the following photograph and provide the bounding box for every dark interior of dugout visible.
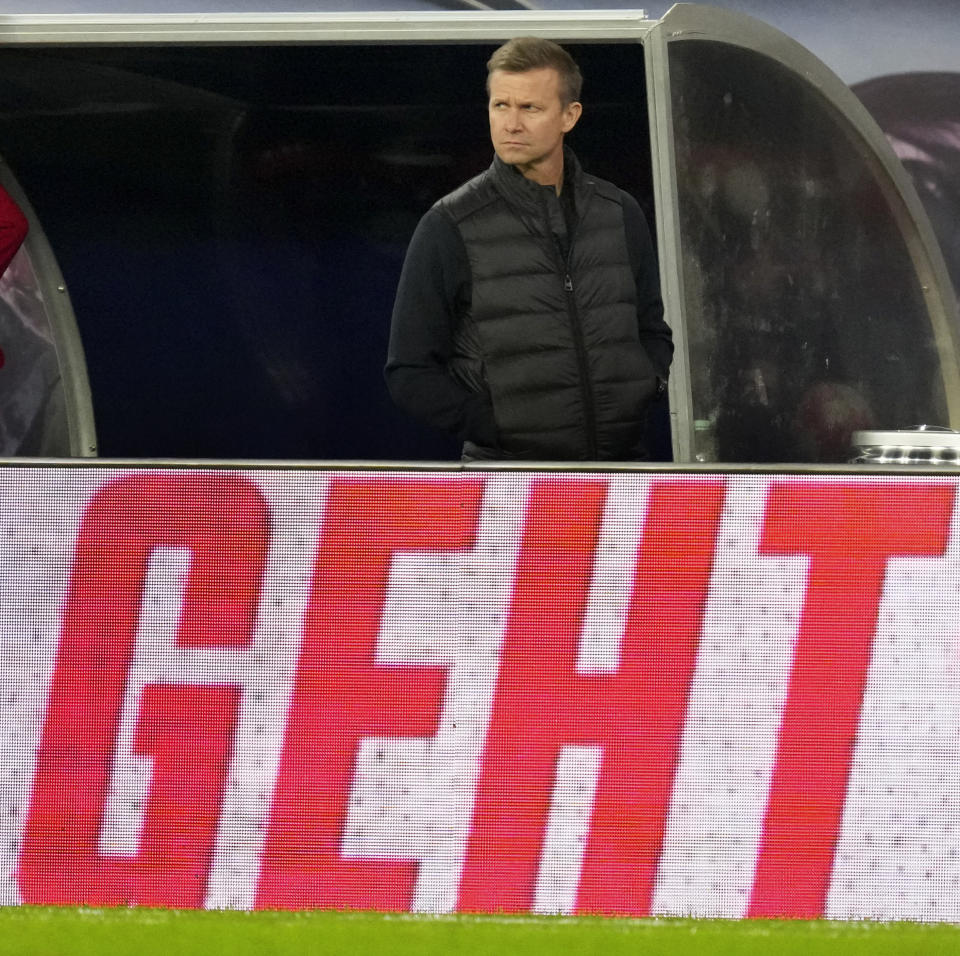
[0,41,664,460]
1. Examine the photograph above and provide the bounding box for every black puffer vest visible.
[440,152,658,461]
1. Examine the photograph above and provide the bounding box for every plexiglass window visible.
[669,40,953,463]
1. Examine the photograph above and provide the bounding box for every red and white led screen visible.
[3,465,960,920]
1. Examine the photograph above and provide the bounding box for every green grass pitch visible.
[2,908,960,956]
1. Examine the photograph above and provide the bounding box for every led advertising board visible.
[2,465,959,920]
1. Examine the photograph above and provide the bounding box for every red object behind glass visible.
[0,183,27,276]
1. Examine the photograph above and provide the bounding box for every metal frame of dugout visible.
[0,3,954,465]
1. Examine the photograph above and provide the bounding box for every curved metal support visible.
[0,157,97,456]
[662,2,959,353]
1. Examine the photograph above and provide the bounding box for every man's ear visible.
[562,101,583,134]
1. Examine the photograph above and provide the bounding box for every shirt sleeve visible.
[384,205,497,446]
[0,184,28,277]
[622,191,674,382]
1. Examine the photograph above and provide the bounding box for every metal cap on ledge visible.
[851,427,960,465]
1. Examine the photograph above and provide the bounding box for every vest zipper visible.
[560,261,599,460]
[540,183,598,459]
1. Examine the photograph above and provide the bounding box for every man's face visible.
[488,67,582,185]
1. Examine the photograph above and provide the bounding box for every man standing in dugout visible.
[385,37,673,461]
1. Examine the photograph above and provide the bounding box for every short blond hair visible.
[486,37,583,107]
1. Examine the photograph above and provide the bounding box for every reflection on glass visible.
[0,248,68,455]
[669,41,949,463]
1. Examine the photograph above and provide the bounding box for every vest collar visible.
[491,147,583,202]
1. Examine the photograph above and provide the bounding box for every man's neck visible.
[516,153,564,193]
